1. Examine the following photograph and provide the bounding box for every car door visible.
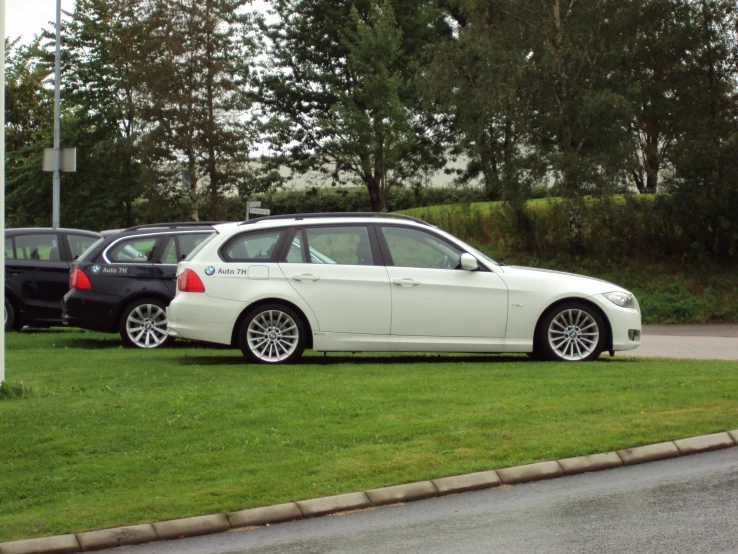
[378,225,508,338]
[9,232,69,322]
[278,225,391,335]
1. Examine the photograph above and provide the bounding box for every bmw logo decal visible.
[91,265,101,274]
[204,266,215,276]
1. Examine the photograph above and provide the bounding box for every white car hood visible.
[499,265,629,295]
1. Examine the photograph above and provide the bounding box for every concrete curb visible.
[229,502,303,529]
[432,470,501,494]
[2,430,736,554]
[558,452,623,475]
[365,481,438,506]
[76,524,156,552]
[296,492,370,518]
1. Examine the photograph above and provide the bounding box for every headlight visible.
[603,291,634,308]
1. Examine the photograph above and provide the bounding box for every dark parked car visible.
[62,223,216,348]
[5,227,102,331]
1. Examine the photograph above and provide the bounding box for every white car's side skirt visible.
[313,332,533,353]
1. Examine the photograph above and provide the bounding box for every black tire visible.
[537,302,607,362]
[4,298,16,332]
[119,297,174,349]
[239,303,306,364]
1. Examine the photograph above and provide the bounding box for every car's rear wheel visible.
[4,298,16,332]
[239,304,306,364]
[119,298,174,349]
[538,302,606,362]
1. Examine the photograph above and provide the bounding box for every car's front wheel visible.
[119,298,174,349]
[538,302,606,362]
[239,304,306,364]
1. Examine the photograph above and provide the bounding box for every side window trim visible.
[281,228,310,264]
[103,233,162,264]
[376,224,489,272]
[218,228,292,263]
[301,223,379,266]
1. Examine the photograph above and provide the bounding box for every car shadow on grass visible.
[179,353,644,366]
[181,353,537,366]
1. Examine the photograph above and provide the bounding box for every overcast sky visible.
[6,0,75,44]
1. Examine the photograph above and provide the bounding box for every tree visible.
[258,0,452,212]
[4,38,54,226]
[141,0,255,221]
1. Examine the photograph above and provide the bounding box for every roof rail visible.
[124,221,228,231]
[237,212,431,226]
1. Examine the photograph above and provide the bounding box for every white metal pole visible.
[52,0,62,228]
[1,0,7,385]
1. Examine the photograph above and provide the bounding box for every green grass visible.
[1,330,736,541]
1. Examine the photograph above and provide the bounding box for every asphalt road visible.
[113,448,738,554]
[630,324,737,360]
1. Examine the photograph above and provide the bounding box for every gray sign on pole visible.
[43,147,77,172]
[249,207,271,216]
[246,201,261,209]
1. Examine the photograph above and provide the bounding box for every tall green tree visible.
[258,0,452,212]
[4,38,54,226]
[141,0,255,221]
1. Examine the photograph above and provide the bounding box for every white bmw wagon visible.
[167,213,641,363]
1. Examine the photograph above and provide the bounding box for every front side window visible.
[107,237,158,263]
[222,230,284,262]
[13,234,60,261]
[381,226,462,269]
[304,226,373,265]
[5,238,14,259]
[67,234,99,259]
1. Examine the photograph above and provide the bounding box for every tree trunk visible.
[366,177,382,212]
[567,197,583,255]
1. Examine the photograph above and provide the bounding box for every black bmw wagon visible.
[62,223,216,348]
[5,227,101,331]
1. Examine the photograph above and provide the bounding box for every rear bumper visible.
[167,293,245,346]
[62,291,120,333]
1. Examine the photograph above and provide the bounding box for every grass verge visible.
[1,329,737,541]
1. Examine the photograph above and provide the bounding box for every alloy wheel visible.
[246,309,299,363]
[126,303,169,348]
[547,308,600,361]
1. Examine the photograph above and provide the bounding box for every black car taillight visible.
[69,269,92,290]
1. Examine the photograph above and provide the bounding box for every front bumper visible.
[591,294,642,352]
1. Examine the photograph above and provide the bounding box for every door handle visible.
[393,278,420,287]
[293,274,320,282]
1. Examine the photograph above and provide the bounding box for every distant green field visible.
[1,330,736,541]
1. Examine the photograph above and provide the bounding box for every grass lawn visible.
[1,329,737,542]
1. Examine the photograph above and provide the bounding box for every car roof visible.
[214,213,433,233]
[100,222,220,238]
[5,227,101,236]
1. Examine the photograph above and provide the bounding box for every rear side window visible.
[304,226,373,265]
[159,232,213,264]
[5,238,14,259]
[107,237,158,263]
[222,230,284,262]
[185,232,218,261]
[76,237,106,262]
[67,234,99,259]
[12,234,61,261]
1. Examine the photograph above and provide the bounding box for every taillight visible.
[69,268,92,290]
[177,268,205,293]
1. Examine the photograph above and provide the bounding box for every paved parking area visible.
[631,324,738,360]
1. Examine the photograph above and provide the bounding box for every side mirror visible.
[460,253,478,271]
